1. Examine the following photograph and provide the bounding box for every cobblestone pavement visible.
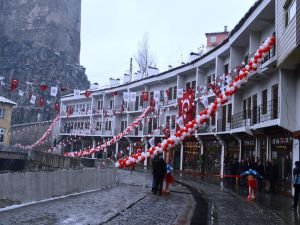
[0,170,194,225]
[1,169,299,225]
[176,174,300,225]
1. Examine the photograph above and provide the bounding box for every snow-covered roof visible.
[0,96,17,105]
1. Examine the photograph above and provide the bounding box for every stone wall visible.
[0,167,116,206]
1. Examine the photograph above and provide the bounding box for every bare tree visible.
[135,33,155,77]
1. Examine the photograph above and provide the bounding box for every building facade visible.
[0,97,17,145]
[59,0,300,193]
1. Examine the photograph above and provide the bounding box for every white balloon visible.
[146,152,150,157]
[154,150,158,155]
[194,124,198,129]
[115,162,120,167]
[233,82,237,87]
[126,160,130,165]
[245,65,249,70]
[217,103,222,108]
[138,156,142,161]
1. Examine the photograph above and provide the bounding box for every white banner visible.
[130,92,136,102]
[148,137,155,147]
[123,92,129,102]
[201,96,209,107]
[154,90,160,102]
[177,88,183,98]
[74,89,80,97]
[30,95,36,104]
[18,89,24,96]
[199,85,207,94]
[50,86,58,97]
[176,116,184,128]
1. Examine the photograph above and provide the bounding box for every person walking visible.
[153,153,166,196]
[292,161,300,210]
[164,160,174,193]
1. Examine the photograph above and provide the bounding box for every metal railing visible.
[217,119,231,132]
[251,98,279,125]
[231,111,251,129]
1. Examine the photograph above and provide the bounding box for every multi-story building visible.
[0,96,17,145]
[59,0,300,193]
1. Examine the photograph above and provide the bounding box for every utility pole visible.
[129,58,133,82]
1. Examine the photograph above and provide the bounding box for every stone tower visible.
[0,0,90,124]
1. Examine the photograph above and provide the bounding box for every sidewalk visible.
[175,171,300,225]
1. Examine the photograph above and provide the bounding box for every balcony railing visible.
[229,98,280,129]
[231,111,251,129]
[217,119,231,132]
[163,99,177,106]
[251,98,280,126]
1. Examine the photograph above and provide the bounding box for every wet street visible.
[0,169,299,225]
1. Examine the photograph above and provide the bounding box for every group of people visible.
[151,153,174,196]
[225,157,278,193]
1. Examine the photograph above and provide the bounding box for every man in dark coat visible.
[153,153,166,195]
[292,161,300,209]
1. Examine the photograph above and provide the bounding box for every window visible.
[207,75,212,85]
[139,95,143,107]
[98,100,103,110]
[262,89,268,114]
[173,86,177,99]
[121,121,127,131]
[191,81,196,90]
[0,109,5,118]
[243,99,247,119]
[171,115,176,129]
[109,100,114,109]
[285,0,296,27]
[0,128,4,143]
[210,36,216,43]
[168,87,173,100]
[166,116,170,127]
[186,82,191,90]
[247,97,251,119]
[227,104,232,123]
[224,64,229,75]
[153,118,158,130]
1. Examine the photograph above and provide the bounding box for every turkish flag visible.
[54,103,60,112]
[11,79,19,91]
[40,84,48,91]
[85,90,92,97]
[39,97,45,107]
[178,89,195,126]
[142,91,149,101]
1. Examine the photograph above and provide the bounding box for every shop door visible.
[276,149,292,192]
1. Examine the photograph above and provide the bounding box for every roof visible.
[62,0,264,99]
[0,96,17,105]
[205,31,229,36]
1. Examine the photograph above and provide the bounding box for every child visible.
[164,161,174,193]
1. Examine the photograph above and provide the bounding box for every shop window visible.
[284,0,296,27]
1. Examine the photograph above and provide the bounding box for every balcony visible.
[103,130,113,136]
[217,119,231,132]
[251,98,280,126]
[231,111,251,129]
[60,129,91,135]
[163,99,177,106]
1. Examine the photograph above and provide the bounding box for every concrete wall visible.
[0,167,116,205]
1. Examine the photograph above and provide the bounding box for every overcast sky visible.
[80,0,257,86]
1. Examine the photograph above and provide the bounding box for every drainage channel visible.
[176,181,209,225]
[99,194,148,225]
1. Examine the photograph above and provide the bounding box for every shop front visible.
[203,139,221,175]
[271,135,293,192]
[183,137,201,171]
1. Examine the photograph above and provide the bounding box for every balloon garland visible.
[116,35,276,168]
[15,114,60,150]
[64,106,152,157]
